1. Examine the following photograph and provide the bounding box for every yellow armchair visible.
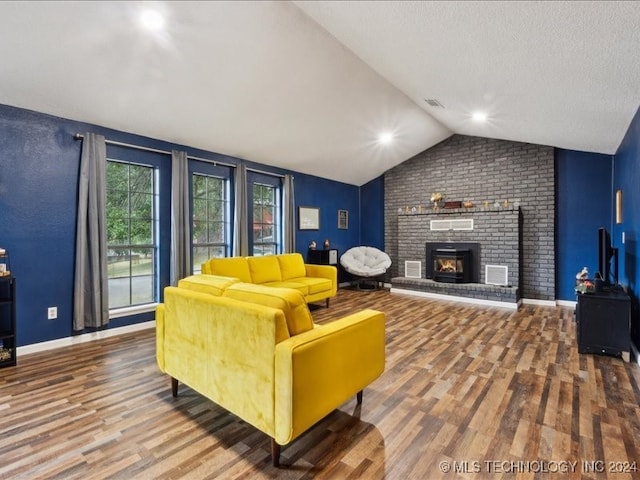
[156,285,385,466]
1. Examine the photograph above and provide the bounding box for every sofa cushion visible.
[277,253,307,280]
[222,283,314,337]
[205,257,252,283]
[178,274,239,296]
[247,255,282,284]
[262,281,309,295]
[287,277,332,295]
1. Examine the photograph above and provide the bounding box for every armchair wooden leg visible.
[171,377,178,398]
[356,390,363,405]
[271,439,281,467]
[326,298,330,308]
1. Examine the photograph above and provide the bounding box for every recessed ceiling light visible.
[140,9,165,32]
[472,112,487,122]
[379,132,394,145]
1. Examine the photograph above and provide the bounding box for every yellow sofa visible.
[201,252,337,307]
[156,280,385,466]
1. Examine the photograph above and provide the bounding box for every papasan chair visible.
[340,246,392,290]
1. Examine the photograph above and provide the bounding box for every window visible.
[192,173,230,272]
[251,182,280,256]
[106,160,158,309]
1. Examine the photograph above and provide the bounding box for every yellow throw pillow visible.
[204,257,252,283]
[247,255,282,284]
[277,253,307,280]
[222,283,314,337]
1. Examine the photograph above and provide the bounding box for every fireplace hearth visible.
[426,242,480,283]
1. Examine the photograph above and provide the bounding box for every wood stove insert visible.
[426,242,480,283]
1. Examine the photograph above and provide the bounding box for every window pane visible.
[106,218,129,244]
[193,198,208,221]
[129,166,152,193]
[130,192,152,219]
[193,175,207,199]
[106,162,128,191]
[208,222,224,243]
[129,219,153,244]
[193,220,208,244]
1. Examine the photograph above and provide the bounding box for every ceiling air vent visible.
[424,98,444,108]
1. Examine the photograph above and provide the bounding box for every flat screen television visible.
[597,227,618,286]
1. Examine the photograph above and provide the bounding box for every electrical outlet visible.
[47,307,57,320]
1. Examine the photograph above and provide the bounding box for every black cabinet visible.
[576,288,630,362]
[0,276,16,368]
[307,249,338,266]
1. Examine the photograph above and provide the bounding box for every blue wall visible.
[360,176,385,249]
[293,173,360,263]
[614,106,640,294]
[613,105,640,350]
[0,103,361,347]
[555,149,613,300]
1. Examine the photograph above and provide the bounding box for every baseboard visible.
[521,298,557,307]
[556,299,577,308]
[390,287,520,310]
[17,320,156,357]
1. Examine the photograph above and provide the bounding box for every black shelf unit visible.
[307,248,338,266]
[576,287,630,362]
[0,275,16,368]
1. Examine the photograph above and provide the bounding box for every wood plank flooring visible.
[1,289,640,479]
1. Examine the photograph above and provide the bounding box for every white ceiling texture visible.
[1,1,639,186]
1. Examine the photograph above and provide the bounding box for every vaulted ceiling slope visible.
[1,1,639,186]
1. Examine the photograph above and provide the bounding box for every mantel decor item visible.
[430,192,443,210]
[444,201,462,209]
[338,209,348,229]
[298,206,320,230]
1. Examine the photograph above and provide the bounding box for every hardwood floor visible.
[1,289,640,479]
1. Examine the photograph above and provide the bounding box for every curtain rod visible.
[246,167,285,178]
[74,133,236,168]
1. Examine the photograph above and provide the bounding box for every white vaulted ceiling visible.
[1,1,639,185]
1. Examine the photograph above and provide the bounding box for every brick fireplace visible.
[391,206,522,305]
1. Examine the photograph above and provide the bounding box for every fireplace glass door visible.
[432,249,471,283]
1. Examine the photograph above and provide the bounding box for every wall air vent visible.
[430,219,474,231]
[485,265,508,286]
[424,98,444,108]
[405,261,422,279]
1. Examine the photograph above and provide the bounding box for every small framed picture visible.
[338,209,348,229]
[299,206,320,230]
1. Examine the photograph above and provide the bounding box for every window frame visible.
[191,170,231,273]
[105,158,160,312]
[248,171,282,256]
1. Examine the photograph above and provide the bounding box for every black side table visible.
[576,287,630,362]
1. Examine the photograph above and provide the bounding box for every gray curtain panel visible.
[233,161,249,256]
[73,133,109,330]
[170,150,191,285]
[283,174,296,253]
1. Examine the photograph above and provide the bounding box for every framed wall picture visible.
[338,209,348,229]
[299,206,320,230]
